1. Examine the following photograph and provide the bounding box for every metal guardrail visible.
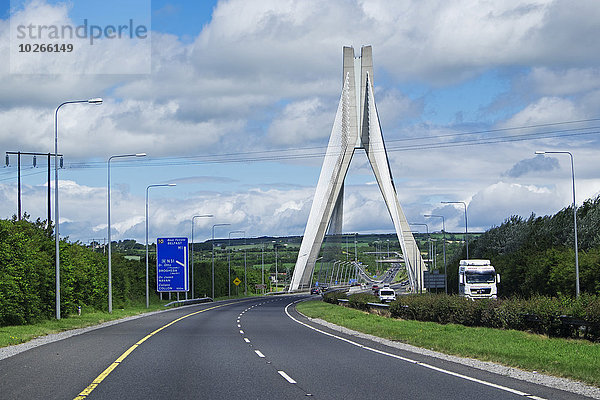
[366,302,390,309]
[337,298,390,309]
[164,297,213,307]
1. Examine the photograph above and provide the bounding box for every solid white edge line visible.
[255,350,265,358]
[278,370,297,384]
[284,300,545,400]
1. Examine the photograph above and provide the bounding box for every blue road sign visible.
[156,237,188,292]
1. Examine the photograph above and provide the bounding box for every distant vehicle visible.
[372,284,380,294]
[458,259,500,299]
[378,288,396,303]
[310,287,320,295]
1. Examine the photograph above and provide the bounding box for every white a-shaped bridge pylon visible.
[289,46,425,292]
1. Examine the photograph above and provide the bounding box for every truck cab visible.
[458,259,500,299]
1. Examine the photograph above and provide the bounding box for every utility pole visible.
[6,151,62,225]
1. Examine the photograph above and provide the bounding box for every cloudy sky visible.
[1,0,599,244]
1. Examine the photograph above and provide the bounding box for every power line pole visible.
[6,151,63,226]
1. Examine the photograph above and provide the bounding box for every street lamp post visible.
[54,98,102,319]
[273,241,279,292]
[191,214,213,299]
[261,242,265,294]
[425,214,447,294]
[244,238,247,295]
[107,153,146,313]
[145,183,176,308]
[229,230,245,297]
[441,201,468,259]
[535,150,580,297]
[212,223,230,300]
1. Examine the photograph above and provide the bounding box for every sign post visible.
[157,237,189,293]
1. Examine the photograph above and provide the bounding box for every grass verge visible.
[0,300,171,349]
[297,300,600,387]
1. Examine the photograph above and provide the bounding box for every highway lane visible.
[0,299,259,399]
[244,296,591,400]
[0,295,595,399]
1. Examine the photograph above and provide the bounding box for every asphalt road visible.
[0,295,594,399]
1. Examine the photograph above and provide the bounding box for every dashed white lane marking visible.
[241,300,307,390]
[278,370,297,384]
[255,350,265,358]
[284,301,547,400]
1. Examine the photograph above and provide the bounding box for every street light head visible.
[167,183,176,186]
[88,98,103,105]
[535,151,545,155]
[135,153,147,157]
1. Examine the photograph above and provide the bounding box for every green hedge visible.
[348,292,380,310]
[322,290,347,304]
[324,290,600,341]
[388,294,600,341]
[0,218,154,326]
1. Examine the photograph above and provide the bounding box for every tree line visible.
[446,195,600,297]
[0,216,153,326]
[0,216,277,326]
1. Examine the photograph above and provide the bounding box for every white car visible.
[378,288,396,303]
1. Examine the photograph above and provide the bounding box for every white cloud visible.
[2,0,600,244]
[503,155,559,178]
[529,67,600,97]
[468,181,563,229]
[267,98,334,145]
[501,97,584,127]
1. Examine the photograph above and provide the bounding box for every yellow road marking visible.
[73,301,242,399]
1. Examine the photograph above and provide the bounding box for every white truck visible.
[458,259,500,299]
[378,287,397,303]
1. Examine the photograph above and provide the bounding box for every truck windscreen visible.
[466,271,495,284]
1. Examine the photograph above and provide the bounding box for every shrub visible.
[322,290,347,304]
[373,293,600,341]
[348,293,379,310]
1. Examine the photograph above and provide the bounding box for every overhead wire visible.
[2,118,599,177]
[68,119,600,168]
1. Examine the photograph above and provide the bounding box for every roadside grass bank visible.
[0,300,170,348]
[296,300,600,387]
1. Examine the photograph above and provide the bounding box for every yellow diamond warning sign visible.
[233,277,241,286]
